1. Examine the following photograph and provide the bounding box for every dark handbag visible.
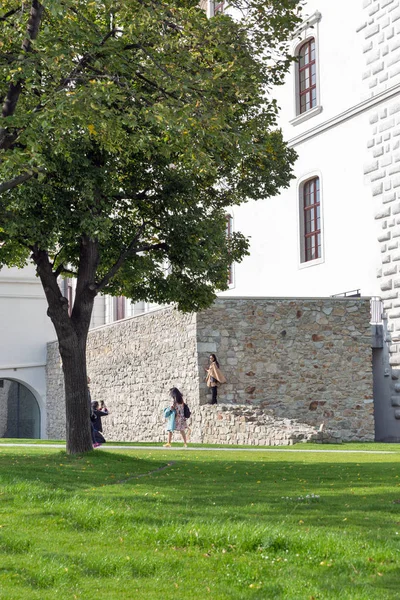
[183,403,191,419]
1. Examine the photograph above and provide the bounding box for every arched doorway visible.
[0,379,41,439]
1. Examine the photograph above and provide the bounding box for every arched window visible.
[298,38,317,114]
[302,177,321,262]
[0,380,41,439]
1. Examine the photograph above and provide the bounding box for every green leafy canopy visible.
[0,0,301,311]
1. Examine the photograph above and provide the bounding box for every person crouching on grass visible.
[163,387,188,448]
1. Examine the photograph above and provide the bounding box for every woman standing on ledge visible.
[205,354,227,405]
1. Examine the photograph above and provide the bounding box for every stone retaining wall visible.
[46,308,199,441]
[46,297,374,444]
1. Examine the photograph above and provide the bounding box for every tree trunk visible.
[59,333,93,454]
[32,238,99,454]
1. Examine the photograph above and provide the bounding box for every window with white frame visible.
[298,38,317,114]
[299,176,323,265]
[290,11,322,126]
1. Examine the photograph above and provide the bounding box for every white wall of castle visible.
[221,0,386,299]
[0,266,54,436]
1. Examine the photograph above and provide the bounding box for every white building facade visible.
[222,0,388,302]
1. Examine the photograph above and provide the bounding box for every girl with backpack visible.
[163,387,189,448]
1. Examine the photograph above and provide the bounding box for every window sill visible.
[290,105,323,127]
[299,256,324,269]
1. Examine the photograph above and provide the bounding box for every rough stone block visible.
[381,279,393,291]
[375,207,391,219]
[389,63,400,78]
[373,182,384,196]
[364,159,379,174]
[384,192,397,203]
[384,265,398,276]
[379,118,396,132]
[367,49,381,65]
[373,61,385,75]
[390,104,400,121]
[391,9,400,23]
[365,23,380,38]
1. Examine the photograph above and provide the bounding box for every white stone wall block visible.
[364,159,379,173]
[389,63,400,78]
[375,206,392,219]
[387,26,395,39]
[390,39,400,53]
[391,9,400,22]
[366,49,381,65]
[378,231,392,241]
[384,265,398,275]
[389,164,400,175]
[382,0,395,8]
[388,1,400,11]
[382,155,394,167]
[365,23,380,38]
[383,192,397,203]
[371,169,386,182]
[369,2,380,16]
[379,118,396,132]
[381,279,394,291]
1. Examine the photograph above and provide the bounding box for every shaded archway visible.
[0,379,41,439]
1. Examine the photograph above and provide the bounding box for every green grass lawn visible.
[0,444,399,599]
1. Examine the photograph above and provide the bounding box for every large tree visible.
[0,0,301,453]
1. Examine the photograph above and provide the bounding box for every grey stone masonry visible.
[361,0,400,365]
[46,297,374,445]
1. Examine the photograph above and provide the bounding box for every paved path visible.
[0,443,398,454]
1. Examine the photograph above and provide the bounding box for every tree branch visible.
[96,239,169,293]
[0,7,21,22]
[0,170,37,195]
[0,1,44,149]
[96,225,147,292]
[54,264,77,278]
